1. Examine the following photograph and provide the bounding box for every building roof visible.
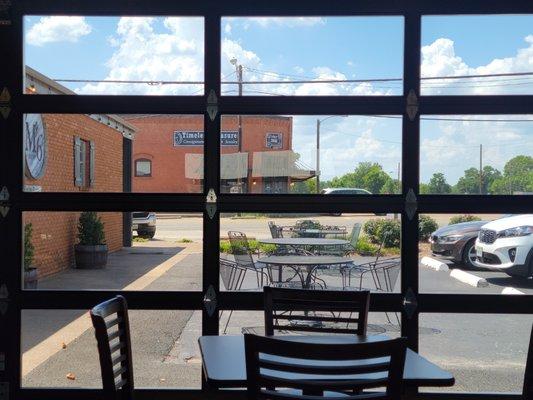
[24,66,136,139]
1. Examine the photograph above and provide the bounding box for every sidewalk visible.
[22,240,203,388]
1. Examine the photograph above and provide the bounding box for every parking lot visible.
[21,214,533,393]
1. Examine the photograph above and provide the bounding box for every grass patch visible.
[177,238,193,243]
[132,236,149,243]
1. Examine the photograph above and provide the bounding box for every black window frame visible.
[0,1,532,400]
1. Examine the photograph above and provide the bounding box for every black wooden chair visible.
[90,295,134,400]
[245,333,407,400]
[523,323,533,400]
[264,286,370,336]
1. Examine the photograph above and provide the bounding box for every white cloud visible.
[78,17,204,95]
[224,23,232,35]
[26,16,92,46]
[239,17,325,29]
[421,36,533,95]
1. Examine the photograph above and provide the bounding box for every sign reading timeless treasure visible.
[24,113,47,179]
[173,131,239,146]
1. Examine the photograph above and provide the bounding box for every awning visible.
[185,152,248,180]
[252,150,315,181]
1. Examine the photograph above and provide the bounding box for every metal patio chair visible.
[219,258,269,334]
[228,231,270,288]
[268,221,283,238]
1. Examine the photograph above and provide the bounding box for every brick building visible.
[127,115,314,194]
[23,67,135,278]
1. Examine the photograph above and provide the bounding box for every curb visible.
[420,256,449,271]
[501,287,525,295]
[449,269,489,288]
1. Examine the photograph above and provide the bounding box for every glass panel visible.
[421,15,533,95]
[220,115,402,194]
[420,314,533,393]
[219,212,401,293]
[22,212,202,290]
[419,213,533,293]
[22,113,204,193]
[220,311,401,337]
[22,310,201,388]
[420,115,533,195]
[221,17,404,96]
[23,16,204,95]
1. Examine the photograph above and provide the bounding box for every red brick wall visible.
[24,114,125,278]
[128,115,292,193]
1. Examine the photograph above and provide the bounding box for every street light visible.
[316,115,348,193]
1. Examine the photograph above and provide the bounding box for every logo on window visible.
[24,113,47,179]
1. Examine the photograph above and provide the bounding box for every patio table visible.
[199,334,455,389]
[257,255,353,288]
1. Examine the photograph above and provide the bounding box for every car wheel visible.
[461,239,480,270]
[138,231,155,239]
[330,213,342,216]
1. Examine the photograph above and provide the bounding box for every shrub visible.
[354,236,379,256]
[363,218,401,248]
[219,240,276,255]
[24,223,35,270]
[449,214,482,225]
[419,214,438,241]
[77,212,106,245]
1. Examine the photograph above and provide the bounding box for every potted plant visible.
[74,211,108,268]
[24,223,38,289]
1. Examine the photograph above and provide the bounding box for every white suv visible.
[474,214,533,277]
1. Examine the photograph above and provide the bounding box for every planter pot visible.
[74,244,108,269]
[24,267,38,289]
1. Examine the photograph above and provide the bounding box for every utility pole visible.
[479,144,483,194]
[231,59,246,191]
[316,119,321,194]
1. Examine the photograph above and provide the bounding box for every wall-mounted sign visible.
[173,131,239,146]
[266,132,283,149]
[24,113,47,179]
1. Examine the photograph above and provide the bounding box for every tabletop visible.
[199,334,455,388]
[259,238,349,246]
[257,255,353,266]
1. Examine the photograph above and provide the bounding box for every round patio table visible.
[259,238,348,246]
[257,255,353,288]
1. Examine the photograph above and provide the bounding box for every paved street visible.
[22,214,533,393]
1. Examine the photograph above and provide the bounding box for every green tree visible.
[455,166,502,194]
[380,179,401,194]
[290,178,317,194]
[419,183,430,194]
[427,173,452,194]
[490,155,533,194]
[328,162,393,194]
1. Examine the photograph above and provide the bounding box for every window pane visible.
[221,17,403,96]
[23,16,204,95]
[420,314,533,393]
[421,15,533,95]
[22,212,202,291]
[220,212,401,293]
[220,115,402,194]
[419,213,533,294]
[22,310,201,388]
[135,159,151,176]
[420,115,533,195]
[23,113,204,193]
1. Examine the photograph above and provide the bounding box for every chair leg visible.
[223,310,234,334]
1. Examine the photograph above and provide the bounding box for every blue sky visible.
[23,15,533,185]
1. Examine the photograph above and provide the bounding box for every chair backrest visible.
[523,323,533,400]
[349,223,362,248]
[373,259,401,293]
[228,231,255,269]
[220,259,247,291]
[90,295,134,400]
[268,221,282,238]
[245,334,407,400]
[264,287,370,336]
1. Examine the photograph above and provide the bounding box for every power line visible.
[53,70,533,86]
